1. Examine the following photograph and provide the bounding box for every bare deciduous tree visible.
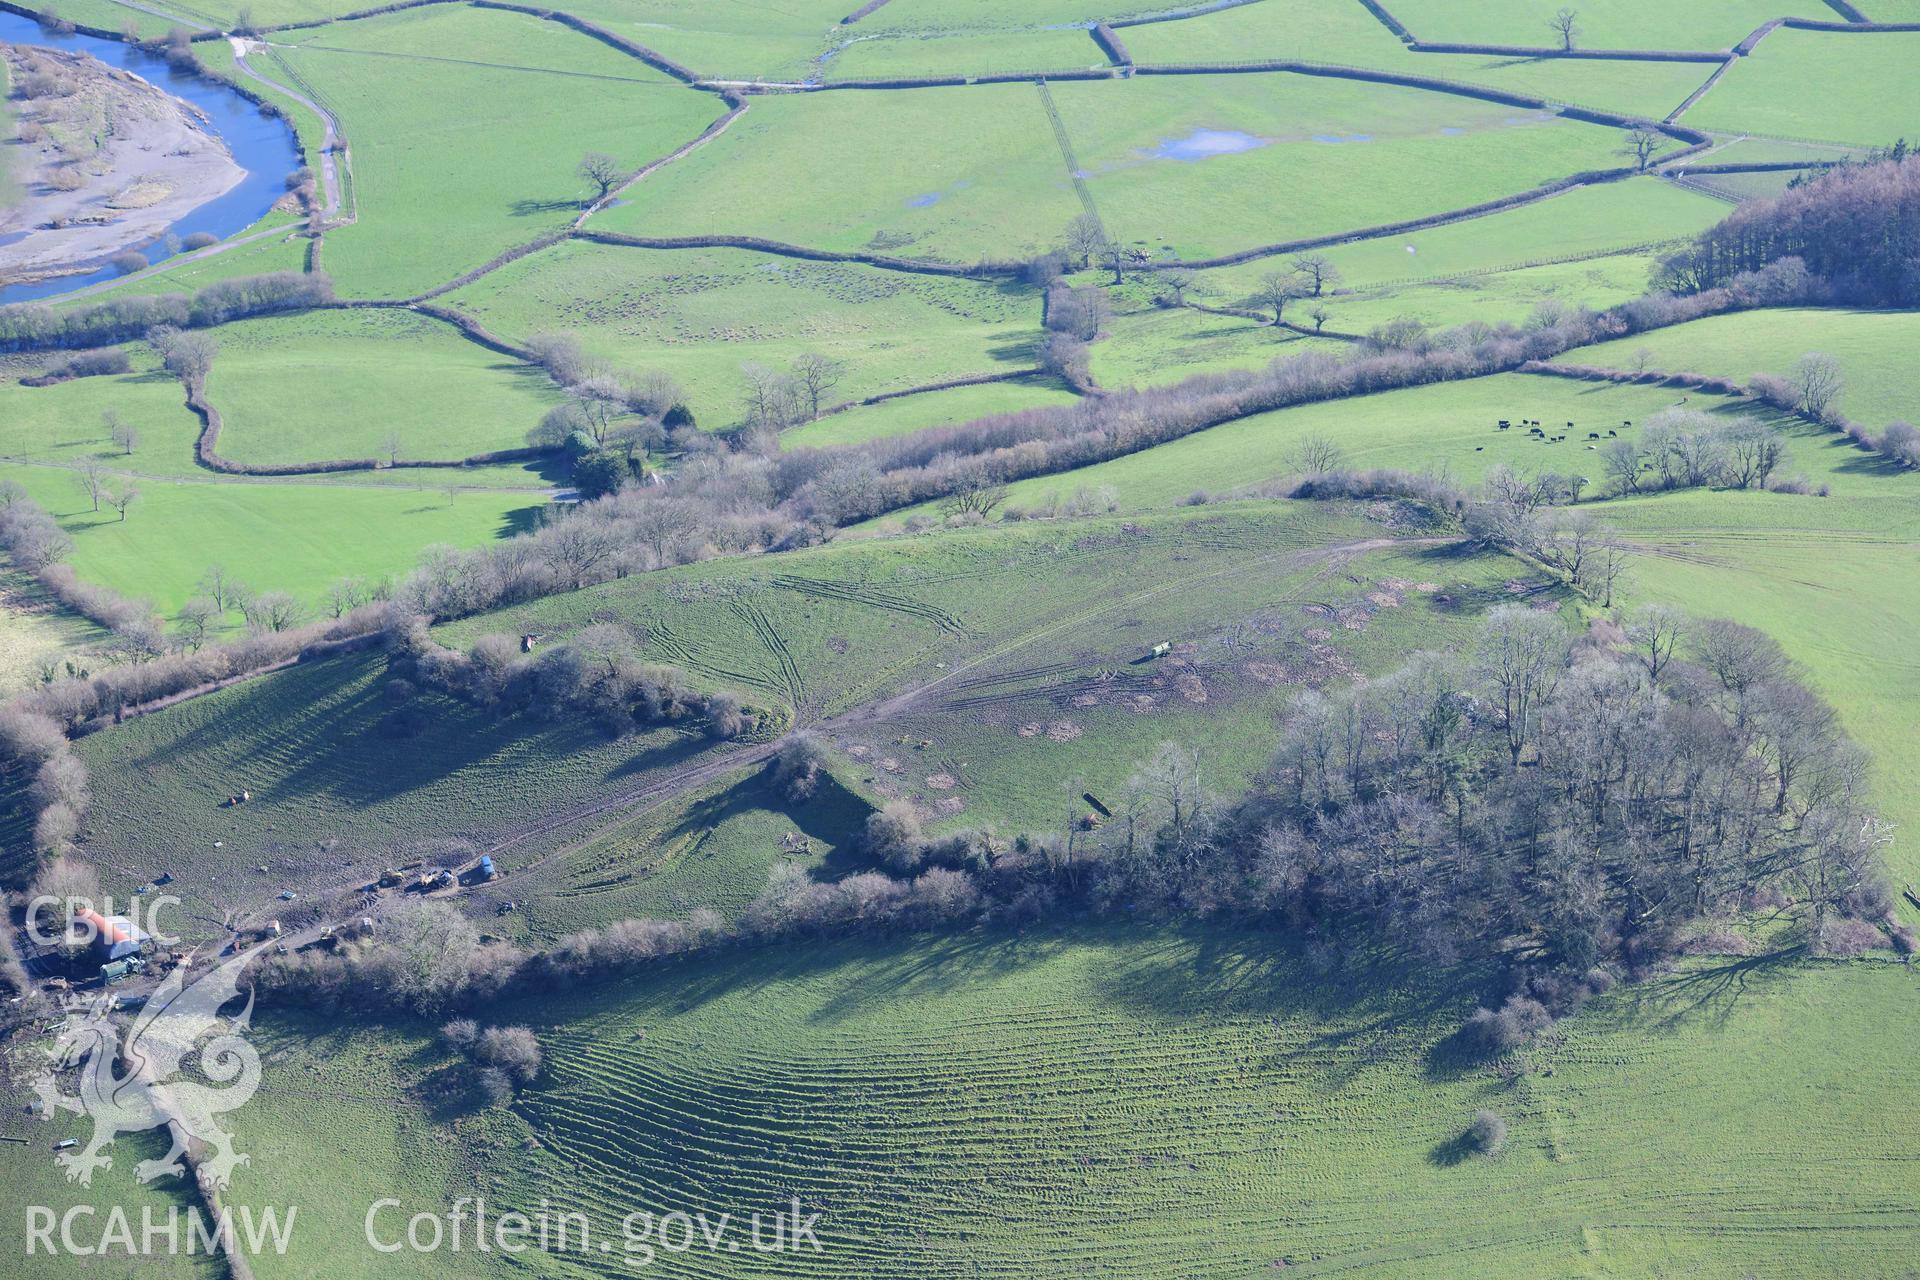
[792,353,846,421]
[76,460,107,513]
[1063,214,1104,269]
[1622,125,1663,172]
[1288,433,1346,475]
[176,597,218,650]
[104,411,138,455]
[104,482,138,522]
[1475,604,1570,768]
[1625,604,1684,685]
[199,564,240,613]
[1549,7,1579,50]
[1291,252,1339,296]
[577,152,622,203]
[942,471,1007,518]
[1252,271,1299,326]
[1157,266,1196,307]
[242,590,303,632]
[1789,352,1844,421]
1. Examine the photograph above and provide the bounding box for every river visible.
[0,12,300,302]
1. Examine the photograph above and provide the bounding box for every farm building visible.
[72,908,146,962]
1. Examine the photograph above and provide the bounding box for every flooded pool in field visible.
[1152,128,1270,161]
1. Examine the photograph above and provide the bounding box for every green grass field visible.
[1199,177,1722,297]
[1685,29,1920,145]
[269,5,725,297]
[443,240,1045,428]
[879,374,1725,521]
[18,474,539,616]
[203,308,564,466]
[820,27,1108,80]
[595,73,1636,264]
[1384,51,1717,120]
[194,929,1920,1280]
[0,343,553,623]
[0,571,105,694]
[781,377,1081,449]
[1305,252,1660,333]
[1118,0,1422,67]
[1387,0,1835,50]
[1087,304,1333,388]
[1561,307,1920,430]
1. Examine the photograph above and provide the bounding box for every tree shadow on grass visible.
[498,503,548,538]
[508,198,580,218]
[1427,1129,1480,1167]
[1610,947,1805,1033]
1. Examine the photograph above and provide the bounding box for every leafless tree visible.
[1291,252,1339,296]
[149,327,217,384]
[740,363,803,431]
[381,427,403,465]
[104,411,138,455]
[570,376,628,445]
[242,590,303,632]
[628,370,683,418]
[1063,214,1104,269]
[942,472,1007,517]
[76,460,107,513]
[1622,125,1663,171]
[1601,439,1643,494]
[792,353,846,421]
[1158,266,1197,307]
[577,152,622,203]
[1625,604,1684,685]
[176,597,218,650]
[1549,7,1579,50]
[1789,352,1844,420]
[1050,285,1110,340]
[104,482,138,522]
[1583,528,1627,607]
[1252,271,1299,326]
[1288,433,1346,475]
[1719,419,1784,488]
[1308,305,1330,333]
[542,513,622,589]
[199,564,240,612]
[326,576,370,619]
[1475,604,1570,768]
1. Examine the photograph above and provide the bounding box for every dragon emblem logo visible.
[33,942,267,1190]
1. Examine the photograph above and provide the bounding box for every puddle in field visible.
[905,192,942,207]
[1439,126,1466,136]
[1152,128,1271,161]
